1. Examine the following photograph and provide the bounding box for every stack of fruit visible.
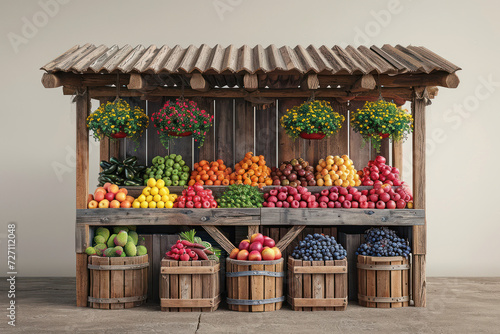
[165,229,220,261]
[291,233,346,261]
[175,184,217,208]
[133,178,177,208]
[98,156,145,187]
[85,226,147,257]
[363,183,412,209]
[315,186,363,208]
[356,227,411,258]
[87,183,135,209]
[189,159,232,186]
[229,152,272,187]
[270,158,316,187]
[229,233,282,261]
[359,155,401,186]
[262,186,319,208]
[315,155,360,187]
[142,154,190,187]
[217,184,264,208]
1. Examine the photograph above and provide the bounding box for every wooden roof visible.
[41,44,460,75]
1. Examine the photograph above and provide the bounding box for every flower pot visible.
[111,131,127,139]
[300,132,326,140]
[168,131,192,137]
[379,133,390,138]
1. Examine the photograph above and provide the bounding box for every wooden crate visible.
[287,256,348,311]
[160,258,221,312]
[357,255,410,308]
[226,257,284,312]
[88,255,149,309]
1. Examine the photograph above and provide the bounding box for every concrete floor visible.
[0,278,499,333]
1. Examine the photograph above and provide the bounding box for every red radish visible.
[174,254,180,260]
[180,253,190,261]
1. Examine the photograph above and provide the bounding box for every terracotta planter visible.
[111,131,127,139]
[168,131,192,137]
[300,132,326,140]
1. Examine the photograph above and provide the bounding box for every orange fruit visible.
[201,174,209,181]
[188,180,196,186]
[210,175,217,182]
[251,156,259,163]
[205,180,213,185]
[217,159,224,165]
[222,179,230,185]
[199,160,208,166]
[214,180,221,185]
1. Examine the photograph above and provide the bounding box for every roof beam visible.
[243,73,258,91]
[41,72,129,88]
[190,73,210,92]
[351,74,377,92]
[300,74,319,90]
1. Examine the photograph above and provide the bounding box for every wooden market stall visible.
[41,44,460,309]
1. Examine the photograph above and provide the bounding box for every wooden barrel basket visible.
[88,255,149,309]
[226,258,284,312]
[357,255,410,308]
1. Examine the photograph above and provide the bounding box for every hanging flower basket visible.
[86,99,148,147]
[280,100,344,140]
[300,132,326,140]
[168,131,193,137]
[350,100,413,152]
[151,99,213,150]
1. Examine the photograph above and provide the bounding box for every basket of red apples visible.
[360,155,402,187]
[229,233,282,261]
[175,184,218,209]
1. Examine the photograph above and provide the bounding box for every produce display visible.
[85,226,147,257]
[165,229,220,261]
[175,184,217,208]
[356,227,411,258]
[217,184,264,208]
[359,155,402,186]
[229,233,282,261]
[133,178,177,208]
[315,155,360,187]
[229,152,272,187]
[87,183,135,209]
[98,156,145,187]
[189,159,232,186]
[263,186,319,208]
[142,154,190,186]
[270,158,316,187]
[291,233,346,261]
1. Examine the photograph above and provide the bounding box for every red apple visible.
[239,240,250,251]
[194,202,202,208]
[237,250,249,260]
[229,248,239,259]
[249,242,263,253]
[368,202,376,209]
[369,194,379,202]
[271,247,282,260]
[88,200,98,209]
[396,199,406,209]
[386,200,396,209]
[359,201,369,209]
[351,201,359,208]
[343,200,352,208]
[261,248,275,261]
[376,156,386,164]
[105,192,115,201]
[380,193,391,202]
[250,233,264,245]
[376,201,386,209]
[248,250,262,261]
[263,237,276,248]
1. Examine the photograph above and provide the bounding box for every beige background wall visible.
[1,0,499,276]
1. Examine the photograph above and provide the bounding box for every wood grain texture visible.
[312,261,325,311]
[334,259,348,311]
[215,98,234,168]
[76,253,89,307]
[147,97,169,159]
[234,99,254,161]
[348,100,371,170]
[178,261,192,312]
[278,98,305,163]
[276,225,305,252]
[169,261,179,312]
[202,225,236,253]
[376,259,390,308]
[124,97,147,165]
[413,254,426,307]
[251,263,264,312]
[255,102,277,166]
[392,139,403,179]
[76,90,90,209]
[193,98,215,163]
[302,261,312,311]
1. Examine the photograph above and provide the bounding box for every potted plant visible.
[280,100,345,140]
[86,99,148,144]
[151,98,213,150]
[350,100,413,152]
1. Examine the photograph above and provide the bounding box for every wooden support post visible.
[412,92,426,307]
[76,253,89,307]
[76,89,90,210]
[243,73,258,91]
[392,140,403,179]
[247,225,259,239]
[276,225,306,252]
[202,226,236,253]
[98,98,112,166]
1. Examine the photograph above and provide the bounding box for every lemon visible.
[132,200,141,209]
[148,201,157,208]
[153,194,162,202]
[147,178,156,188]
[146,195,153,203]
[137,194,146,203]
[156,179,165,189]
[140,201,149,208]
[159,188,168,196]
[165,201,174,209]
[157,201,165,209]
[142,187,151,196]
[161,195,169,202]
[150,187,159,196]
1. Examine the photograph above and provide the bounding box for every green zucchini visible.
[109,157,120,165]
[100,161,112,169]
[116,166,125,175]
[124,156,137,165]
[125,167,135,180]
[102,165,117,175]
[124,180,142,186]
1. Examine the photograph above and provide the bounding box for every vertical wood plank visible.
[312,261,324,311]
[391,259,402,308]
[234,99,254,161]
[226,260,232,311]
[403,256,409,307]
[232,261,239,312]
[76,90,90,209]
[123,257,135,309]
[92,257,100,309]
[324,260,335,311]
[278,98,305,163]
[292,259,302,311]
[264,263,275,311]
[348,100,371,170]
[275,259,283,310]
[110,257,124,309]
[238,263,249,312]
[76,253,89,307]
[372,137,390,162]
[334,259,347,311]
[357,255,366,307]
[152,234,161,303]
[135,256,144,307]
[251,263,264,312]
[123,97,148,165]
[169,261,179,312]
[143,255,148,304]
[201,260,212,312]
[147,97,169,161]
[193,98,215,164]
[138,235,153,301]
[302,261,312,311]
[255,103,277,166]
[366,256,377,308]
[178,261,192,312]
[413,254,426,307]
[392,140,403,179]
[376,258,390,308]
[99,257,110,309]
[213,261,219,312]
[98,98,112,167]
[215,98,234,168]
[190,261,202,312]
[160,259,170,311]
